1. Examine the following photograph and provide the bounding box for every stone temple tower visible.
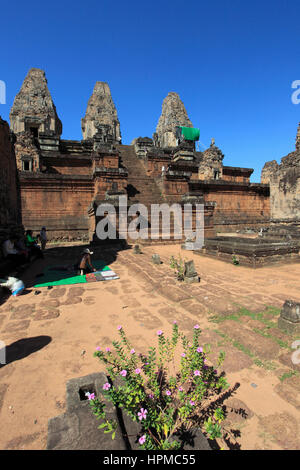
[10,68,62,172]
[154,92,193,148]
[81,82,121,144]
[10,68,62,137]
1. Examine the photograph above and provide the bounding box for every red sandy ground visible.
[0,243,299,450]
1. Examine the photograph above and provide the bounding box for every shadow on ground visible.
[0,240,131,306]
[0,335,52,368]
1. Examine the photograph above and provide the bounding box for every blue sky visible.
[0,0,299,181]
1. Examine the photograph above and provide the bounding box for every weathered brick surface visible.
[0,117,21,255]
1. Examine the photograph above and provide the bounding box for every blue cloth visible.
[12,282,25,296]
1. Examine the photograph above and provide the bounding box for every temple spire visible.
[154,92,193,148]
[81,82,121,143]
[9,68,62,136]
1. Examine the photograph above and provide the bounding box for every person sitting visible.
[25,230,44,259]
[2,235,27,265]
[77,248,97,275]
[15,235,30,261]
[0,276,25,297]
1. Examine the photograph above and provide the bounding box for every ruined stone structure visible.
[8,68,272,243]
[81,82,121,143]
[261,123,300,221]
[154,92,193,148]
[10,68,62,138]
[0,117,22,252]
[194,124,300,268]
[198,140,224,181]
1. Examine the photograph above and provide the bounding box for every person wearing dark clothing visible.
[2,235,27,265]
[76,248,97,275]
[25,230,44,259]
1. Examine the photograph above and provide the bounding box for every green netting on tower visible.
[179,127,200,141]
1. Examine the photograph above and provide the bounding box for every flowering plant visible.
[89,323,229,450]
[170,255,185,281]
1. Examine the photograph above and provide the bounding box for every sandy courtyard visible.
[0,243,299,450]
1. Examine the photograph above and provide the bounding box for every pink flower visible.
[105,347,111,352]
[181,353,186,357]
[117,325,122,330]
[138,408,148,421]
[148,393,154,399]
[139,435,146,445]
[157,330,163,336]
[173,320,177,324]
[197,347,203,353]
[194,324,200,329]
[194,370,201,376]
[178,386,183,392]
[166,390,171,396]
[135,368,141,374]
[120,370,127,377]
[96,346,101,351]
[85,392,95,400]
[190,400,195,406]
[130,349,135,354]
[103,383,111,391]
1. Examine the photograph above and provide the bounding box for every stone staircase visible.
[117,145,183,244]
[118,145,164,208]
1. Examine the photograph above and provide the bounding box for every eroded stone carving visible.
[81,82,121,143]
[10,68,62,136]
[155,92,193,148]
[198,140,224,180]
[263,123,300,220]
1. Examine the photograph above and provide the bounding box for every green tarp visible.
[180,127,200,141]
[34,260,114,287]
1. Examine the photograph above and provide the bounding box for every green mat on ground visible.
[34,260,118,287]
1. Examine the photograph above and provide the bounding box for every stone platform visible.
[195,236,300,268]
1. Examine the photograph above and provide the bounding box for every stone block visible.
[133,244,142,254]
[184,260,200,283]
[47,372,128,450]
[47,372,211,450]
[278,300,300,334]
[152,254,161,264]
